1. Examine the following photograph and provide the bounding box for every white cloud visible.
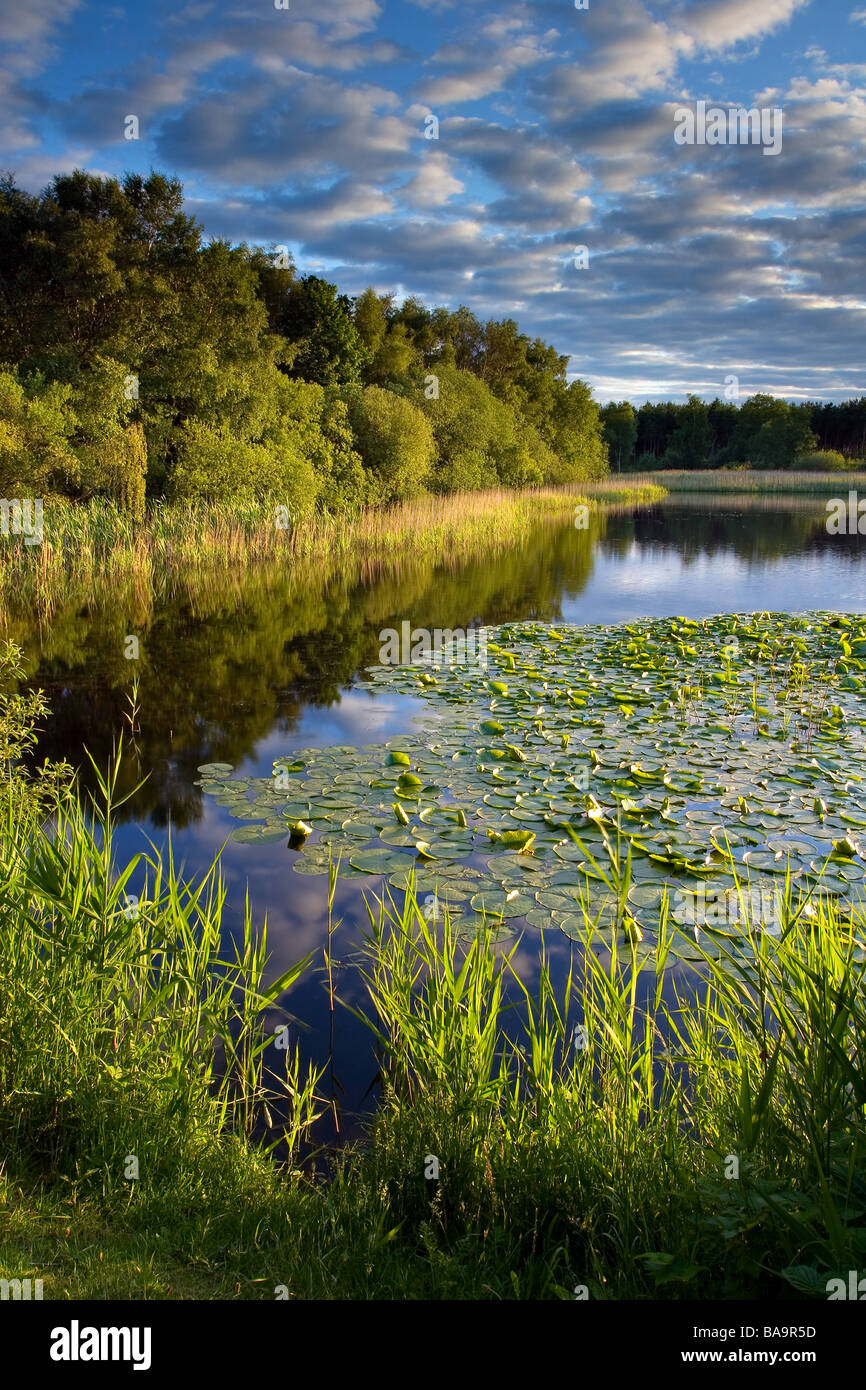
[677,0,812,49]
[400,152,465,207]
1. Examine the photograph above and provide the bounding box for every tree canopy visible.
[0,169,613,513]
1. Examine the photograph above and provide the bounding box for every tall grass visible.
[0,482,667,622]
[0,746,321,1196]
[349,863,866,1297]
[2,658,863,1296]
[2,812,864,1296]
[632,468,866,495]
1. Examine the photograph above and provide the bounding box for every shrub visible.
[345,385,435,503]
[0,641,69,826]
[796,449,852,472]
[493,439,544,488]
[0,369,80,495]
[417,365,549,492]
[271,380,368,511]
[77,422,147,519]
[169,420,319,516]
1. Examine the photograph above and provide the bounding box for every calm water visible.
[17,495,866,1136]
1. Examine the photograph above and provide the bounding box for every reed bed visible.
[0,482,668,623]
[631,468,866,494]
[649,490,837,514]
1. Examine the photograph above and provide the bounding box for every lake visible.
[18,493,866,1139]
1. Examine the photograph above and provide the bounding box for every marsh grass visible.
[2,829,864,1297]
[345,834,866,1299]
[0,744,322,1194]
[0,482,667,622]
[633,469,866,495]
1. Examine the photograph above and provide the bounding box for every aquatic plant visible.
[202,611,866,971]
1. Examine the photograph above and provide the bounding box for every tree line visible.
[0,171,607,519]
[601,395,866,473]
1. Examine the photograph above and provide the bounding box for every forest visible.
[601,394,866,472]
[3,170,862,527]
[0,171,607,519]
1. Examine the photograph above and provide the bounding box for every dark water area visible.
[14,495,866,1139]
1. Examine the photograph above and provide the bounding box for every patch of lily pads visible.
[197,611,866,971]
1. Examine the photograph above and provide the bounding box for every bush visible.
[271,380,368,511]
[78,422,147,519]
[492,443,542,488]
[0,641,69,826]
[416,365,552,492]
[796,449,852,472]
[345,385,434,503]
[169,420,319,515]
[0,369,79,495]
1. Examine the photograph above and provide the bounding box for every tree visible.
[353,290,419,384]
[353,287,388,355]
[344,386,434,502]
[548,380,608,481]
[278,276,369,385]
[635,402,679,461]
[727,395,816,468]
[1,166,621,506]
[600,401,637,471]
[707,398,738,461]
[752,408,816,469]
[428,305,485,373]
[367,322,418,383]
[0,369,79,495]
[389,296,439,361]
[663,395,712,469]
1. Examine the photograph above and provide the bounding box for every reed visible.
[0,482,667,622]
[2,831,863,1298]
[0,747,322,1191]
[631,468,866,494]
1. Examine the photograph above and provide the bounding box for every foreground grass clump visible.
[0,754,320,1195]
[5,856,866,1301]
[0,482,666,621]
[2,796,865,1298]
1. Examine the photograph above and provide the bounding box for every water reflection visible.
[13,497,865,825]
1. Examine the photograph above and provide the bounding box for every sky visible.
[1,0,865,404]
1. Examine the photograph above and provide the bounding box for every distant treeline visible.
[0,171,607,518]
[601,396,866,473]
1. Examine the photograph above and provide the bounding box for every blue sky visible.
[2,0,864,403]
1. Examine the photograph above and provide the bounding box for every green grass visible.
[2,803,864,1297]
[1,651,863,1300]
